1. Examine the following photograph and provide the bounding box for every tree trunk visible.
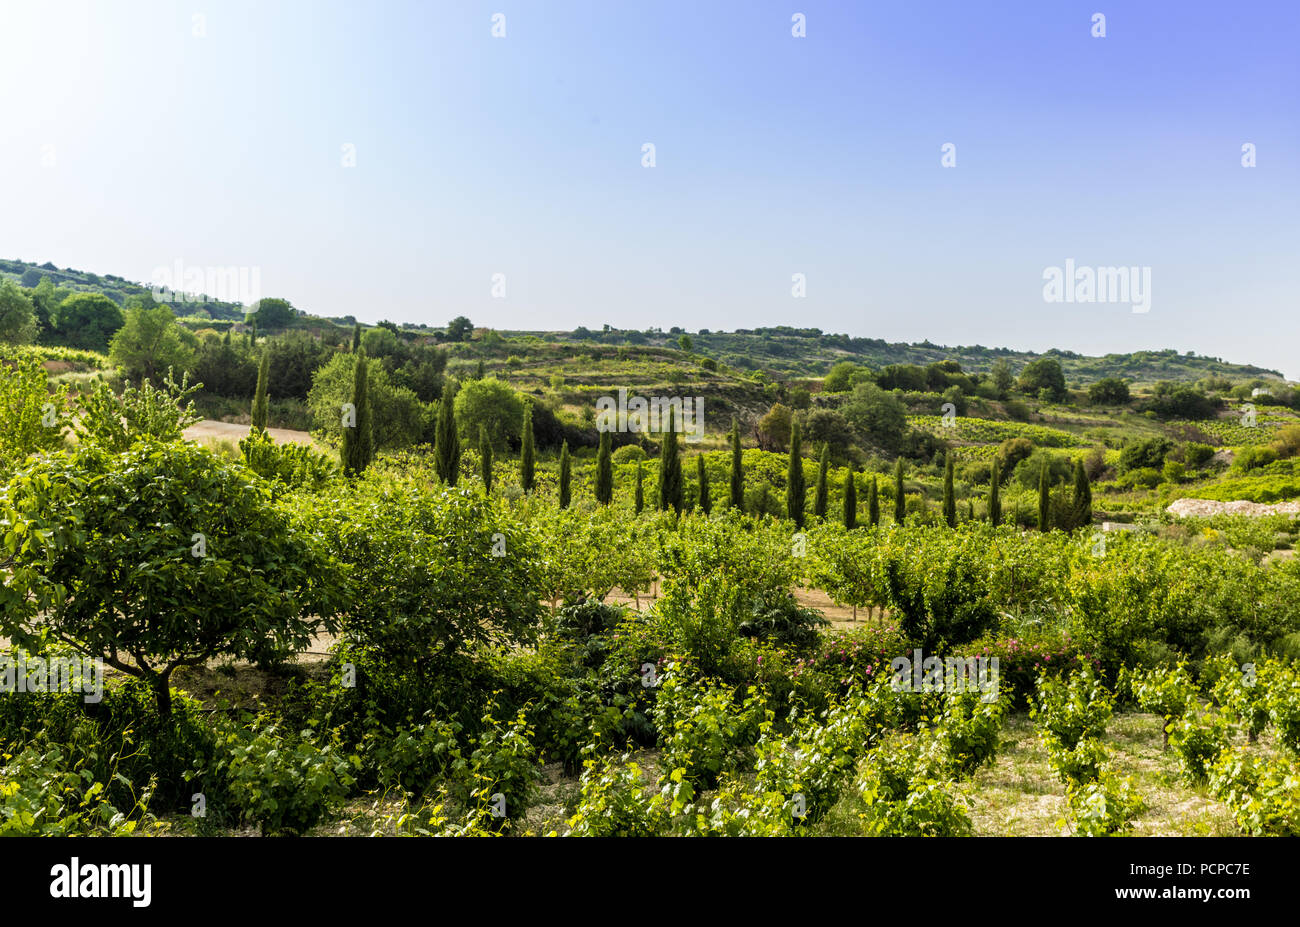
[154,673,173,718]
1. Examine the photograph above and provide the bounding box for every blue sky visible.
[1,0,1296,375]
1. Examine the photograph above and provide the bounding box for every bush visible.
[652,667,765,788]
[1066,771,1145,836]
[1209,749,1300,835]
[854,735,973,836]
[1031,667,1114,754]
[1167,710,1230,785]
[221,719,356,835]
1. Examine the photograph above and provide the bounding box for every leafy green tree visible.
[446,316,474,342]
[0,441,337,716]
[1038,462,1051,531]
[434,386,460,485]
[248,297,296,331]
[1088,377,1131,405]
[341,352,374,477]
[49,292,123,351]
[842,468,857,529]
[786,418,805,528]
[479,425,493,492]
[109,304,197,384]
[823,361,862,393]
[360,326,400,357]
[990,358,1014,400]
[0,356,68,475]
[0,280,39,344]
[558,441,572,508]
[696,455,711,514]
[1071,458,1092,529]
[1018,357,1067,402]
[868,474,879,527]
[677,334,693,352]
[658,407,683,513]
[265,330,330,400]
[942,454,957,528]
[729,418,744,512]
[453,377,524,451]
[893,458,906,526]
[595,429,613,505]
[634,459,645,514]
[988,456,1002,527]
[813,442,829,519]
[308,353,425,450]
[520,403,535,492]
[757,403,793,452]
[842,382,907,453]
[251,347,270,430]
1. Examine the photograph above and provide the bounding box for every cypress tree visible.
[942,454,957,528]
[595,429,613,505]
[868,474,880,527]
[1038,462,1051,531]
[696,455,712,515]
[893,458,906,526]
[1072,458,1092,530]
[520,403,535,493]
[558,441,571,509]
[813,443,829,520]
[251,347,269,431]
[475,359,485,380]
[350,323,361,353]
[479,425,493,492]
[634,460,644,514]
[658,408,683,513]
[729,417,744,512]
[433,388,460,486]
[340,353,373,477]
[988,456,1002,527]
[843,469,857,529]
[786,419,805,528]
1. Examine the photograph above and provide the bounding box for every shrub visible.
[854,735,972,836]
[1031,667,1114,754]
[1167,710,1230,785]
[1065,770,1145,836]
[222,720,356,835]
[1209,749,1300,835]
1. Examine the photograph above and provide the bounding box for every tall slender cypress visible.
[787,419,805,528]
[942,454,957,528]
[351,323,361,353]
[658,408,683,513]
[558,441,571,509]
[1038,462,1051,531]
[340,352,373,477]
[434,387,460,486]
[813,443,829,519]
[634,460,644,514]
[595,428,613,505]
[729,418,744,512]
[251,347,269,431]
[1071,458,1092,530]
[479,425,493,492]
[868,474,880,527]
[988,456,1002,527]
[893,458,906,526]
[842,469,857,529]
[696,455,712,515]
[520,403,535,493]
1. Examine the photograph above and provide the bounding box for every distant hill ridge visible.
[1,256,1284,386]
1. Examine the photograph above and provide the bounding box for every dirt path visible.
[184,419,319,447]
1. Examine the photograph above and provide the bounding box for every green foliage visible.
[453,377,523,450]
[434,385,460,485]
[1,441,337,714]
[658,407,683,513]
[239,428,338,495]
[558,441,571,508]
[1209,749,1300,835]
[73,371,200,453]
[222,719,355,835]
[651,667,765,788]
[0,354,69,475]
[854,735,973,836]
[109,303,197,384]
[309,352,424,451]
[0,279,39,345]
[1031,667,1115,755]
[478,425,493,491]
[1167,710,1230,784]
[729,419,744,512]
[49,292,124,352]
[340,352,374,476]
[595,429,612,504]
[251,347,269,430]
[520,402,535,492]
[1065,771,1145,836]
[0,744,152,836]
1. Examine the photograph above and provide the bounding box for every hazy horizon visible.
[2,0,1296,376]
